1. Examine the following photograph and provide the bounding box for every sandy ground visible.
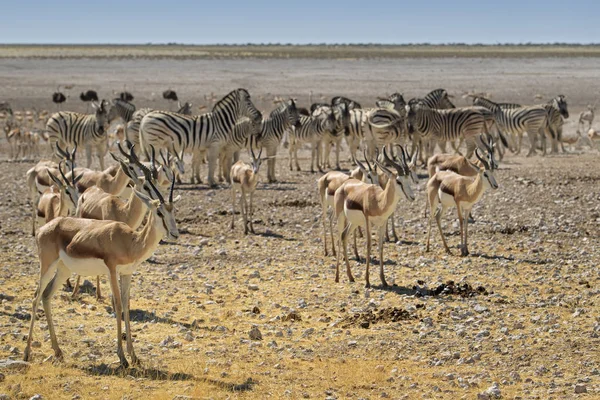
[1,57,600,399]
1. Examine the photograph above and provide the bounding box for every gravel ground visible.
[1,57,599,399]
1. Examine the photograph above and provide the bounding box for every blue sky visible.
[1,0,598,44]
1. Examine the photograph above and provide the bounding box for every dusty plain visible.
[0,48,599,399]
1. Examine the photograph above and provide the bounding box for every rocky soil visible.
[0,145,599,399]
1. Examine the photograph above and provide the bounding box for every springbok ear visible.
[74,173,84,184]
[133,189,154,206]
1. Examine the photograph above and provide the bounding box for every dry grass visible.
[1,144,599,399]
[2,44,600,59]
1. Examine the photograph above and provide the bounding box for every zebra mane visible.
[270,100,290,118]
[212,88,249,114]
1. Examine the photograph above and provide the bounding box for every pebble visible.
[0,359,29,371]
[248,284,259,291]
[30,395,43,400]
[478,382,501,399]
[574,384,587,394]
[249,326,262,340]
[302,328,315,338]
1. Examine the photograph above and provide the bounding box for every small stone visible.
[574,384,587,394]
[348,340,358,347]
[302,328,315,338]
[479,382,501,399]
[30,395,43,400]
[248,284,259,291]
[249,326,262,340]
[0,359,30,371]
[0,373,4,382]
[184,332,194,342]
[93,327,105,333]
[199,238,209,246]
[0,395,9,400]
[474,304,488,313]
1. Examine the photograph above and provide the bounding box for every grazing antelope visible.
[318,152,380,257]
[230,147,262,234]
[426,149,498,257]
[23,175,180,367]
[334,147,415,288]
[36,164,83,231]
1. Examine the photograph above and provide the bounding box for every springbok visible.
[36,164,83,232]
[230,147,262,234]
[317,151,380,257]
[71,153,152,299]
[334,146,415,288]
[26,144,77,235]
[23,174,180,367]
[425,149,498,256]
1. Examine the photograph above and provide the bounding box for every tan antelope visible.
[71,151,152,299]
[23,175,180,367]
[317,151,380,257]
[334,146,415,288]
[26,144,77,235]
[424,134,497,218]
[69,156,132,196]
[230,147,262,234]
[425,149,498,256]
[36,164,83,232]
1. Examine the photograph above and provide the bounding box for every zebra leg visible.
[207,144,219,187]
[526,130,537,157]
[85,145,93,169]
[294,143,301,171]
[230,186,236,230]
[96,141,107,170]
[191,151,201,184]
[267,146,277,183]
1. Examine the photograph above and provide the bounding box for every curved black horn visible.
[168,174,175,203]
[475,148,490,170]
[363,148,374,172]
[58,161,68,184]
[71,141,78,160]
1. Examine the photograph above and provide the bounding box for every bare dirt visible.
[1,56,600,399]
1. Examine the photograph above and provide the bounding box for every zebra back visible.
[406,104,490,141]
[411,89,455,109]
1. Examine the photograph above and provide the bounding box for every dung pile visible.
[340,307,417,329]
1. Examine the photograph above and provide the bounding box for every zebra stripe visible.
[410,88,455,109]
[139,88,261,186]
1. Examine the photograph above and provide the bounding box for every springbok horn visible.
[168,174,175,203]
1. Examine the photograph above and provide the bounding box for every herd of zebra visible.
[11,87,596,367]
[1,87,581,187]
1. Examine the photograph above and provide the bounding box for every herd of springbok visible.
[1,88,597,367]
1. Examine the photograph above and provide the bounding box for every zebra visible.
[108,98,136,124]
[405,102,496,159]
[376,92,406,112]
[331,96,362,110]
[542,95,569,154]
[217,117,262,183]
[46,100,110,169]
[126,102,192,149]
[253,99,301,182]
[289,109,336,173]
[139,88,262,186]
[472,97,549,156]
[318,103,350,170]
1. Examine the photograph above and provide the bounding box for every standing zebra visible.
[320,103,350,170]
[254,99,301,182]
[46,100,109,169]
[218,117,262,183]
[542,95,569,154]
[108,98,136,124]
[140,88,262,186]
[409,89,456,157]
[405,102,495,159]
[126,102,192,149]
[289,109,336,173]
[472,97,549,156]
